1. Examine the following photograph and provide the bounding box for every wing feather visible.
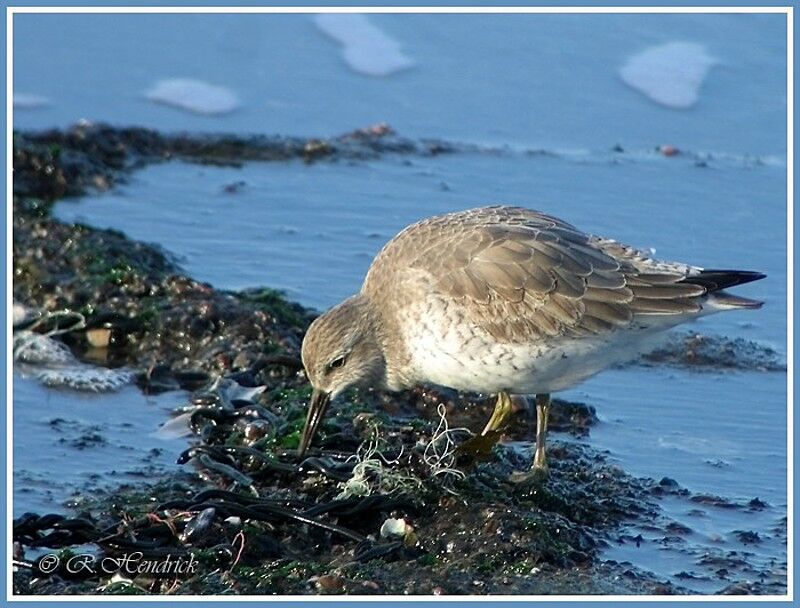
[365,206,712,344]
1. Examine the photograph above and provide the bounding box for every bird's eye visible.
[327,356,346,372]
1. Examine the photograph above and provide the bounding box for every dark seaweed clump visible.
[641,332,785,372]
[13,394,674,595]
[15,365,668,594]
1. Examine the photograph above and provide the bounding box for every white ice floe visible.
[313,14,414,77]
[14,331,132,392]
[14,93,50,109]
[145,78,240,115]
[32,364,132,392]
[619,42,717,109]
[14,332,75,365]
[13,305,131,392]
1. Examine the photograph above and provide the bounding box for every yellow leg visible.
[532,393,551,475]
[482,391,513,435]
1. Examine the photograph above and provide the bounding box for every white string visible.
[422,403,472,487]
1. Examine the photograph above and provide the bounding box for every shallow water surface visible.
[568,368,786,592]
[13,374,187,516]
[54,151,786,348]
[13,13,786,155]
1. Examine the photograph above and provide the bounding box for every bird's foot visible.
[456,430,503,461]
[509,464,549,489]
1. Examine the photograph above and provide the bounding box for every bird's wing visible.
[404,206,706,343]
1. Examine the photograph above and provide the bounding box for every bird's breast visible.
[396,298,676,395]
[397,298,542,394]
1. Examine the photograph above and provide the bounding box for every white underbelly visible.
[404,316,676,395]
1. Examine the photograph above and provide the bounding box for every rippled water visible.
[12,374,187,515]
[14,13,786,154]
[53,151,787,344]
[14,11,788,593]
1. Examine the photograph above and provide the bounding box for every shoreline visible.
[11,124,783,596]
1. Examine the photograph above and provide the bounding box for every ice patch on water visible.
[620,42,717,109]
[33,365,132,392]
[13,305,132,392]
[14,93,50,109]
[14,332,74,366]
[657,434,739,457]
[313,14,414,77]
[14,331,132,392]
[145,78,240,115]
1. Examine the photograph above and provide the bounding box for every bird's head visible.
[298,294,386,456]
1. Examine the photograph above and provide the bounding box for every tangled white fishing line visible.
[336,426,421,499]
[336,403,474,499]
[422,403,472,489]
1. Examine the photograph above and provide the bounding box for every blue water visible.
[12,375,187,515]
[14,11,788,594]
[13,13,786,155]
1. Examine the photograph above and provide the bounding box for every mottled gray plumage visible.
[366,206,707,340]
[298,205,765,468]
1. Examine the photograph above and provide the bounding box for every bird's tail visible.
[709,292,764,309]
[682,269,766,309]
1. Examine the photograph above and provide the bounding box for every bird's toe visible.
[509,465,549,491]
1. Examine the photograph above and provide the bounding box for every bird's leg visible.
[532,393,551,475]
[482,391,513,435]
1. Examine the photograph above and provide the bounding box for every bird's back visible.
[359,205,763,393]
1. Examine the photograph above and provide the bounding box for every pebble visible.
[315,574,344,592]
[86,328,112,348]
[380,517,408,539]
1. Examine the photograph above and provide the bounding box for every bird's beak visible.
[298,388,331,458]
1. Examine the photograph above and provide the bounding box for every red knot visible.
[298,205,765,478]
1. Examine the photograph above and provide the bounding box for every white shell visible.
[379,517,408,539]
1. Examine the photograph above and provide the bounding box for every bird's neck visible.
[353,293,414,393]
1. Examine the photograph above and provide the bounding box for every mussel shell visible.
[179,507,217,545]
